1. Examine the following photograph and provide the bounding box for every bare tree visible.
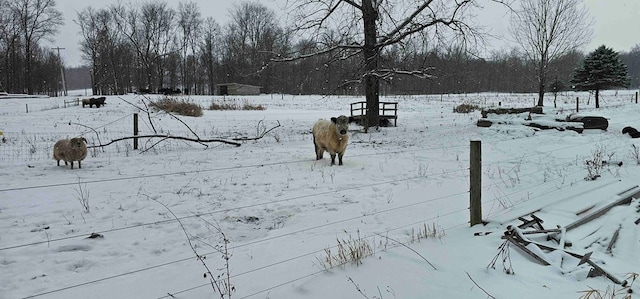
[199,17,222,95]
[283,0,505,129]
[510,0,593,107]
[76,7,102,94]
[619,44,640,88]
[9,0,63,94]
[0,0,21,92]
[111,1,176,92]
[77,7,132,95]
[224,1,286,92]
[177,1,202,95]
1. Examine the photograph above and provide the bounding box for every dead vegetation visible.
[316,230,374,270]
[453,102,481,113]
[209,99,265,111]
[85,96,281,151]
[150,96,203,117]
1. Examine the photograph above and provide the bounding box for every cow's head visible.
[331,115,350,138]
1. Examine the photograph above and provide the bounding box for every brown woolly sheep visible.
[312,115,351,166]
[53,137,88,169]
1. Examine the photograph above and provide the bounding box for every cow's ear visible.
[331,117,337,123]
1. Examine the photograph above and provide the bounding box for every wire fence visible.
[0,130,211,162]
[3,93,640,298]
[3,133,635,298]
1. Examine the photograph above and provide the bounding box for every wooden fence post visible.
[470,140,482,226]
[133,113,139,150]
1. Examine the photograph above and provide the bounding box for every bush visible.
[453,102,481,113]
[242,102,266,111]
[210,99,265,111]
[150,96,203,117]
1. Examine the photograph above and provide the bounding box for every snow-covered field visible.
[1,90,640,299]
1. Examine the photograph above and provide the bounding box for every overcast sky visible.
[46,0,639,67]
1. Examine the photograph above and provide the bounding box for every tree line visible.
[0,0,64,95]
[1,0,638,96]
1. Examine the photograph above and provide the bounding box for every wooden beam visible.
[565,186,640,231]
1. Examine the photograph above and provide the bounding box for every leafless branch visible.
[232,120,281,141]
[146,195,229,298]
[347,277,372,299]
[68,122,103,148]
[87,134,241,148]
[375,233,437,270]
[272,44,361,63]
[466,272,496,299]
[119,95,158,134]
[372,68,437,80]
[161,107,201,140]
[378,0,474,49]
[378,0,436,45]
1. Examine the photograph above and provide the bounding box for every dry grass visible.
[410,222,446,242]
[209,99,265,111]
[150,96,203,117]
[453,102,481,113]
[316,230,374,270]
[577,272,637,299]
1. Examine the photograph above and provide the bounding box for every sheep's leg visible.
[330,153,336,165]
[338,152,344,166]
[56,160,60,166]
[78,161,82,169]
[70,161,74,169]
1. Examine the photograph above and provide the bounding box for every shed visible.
[216,83,261,96]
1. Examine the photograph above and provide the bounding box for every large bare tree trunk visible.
[363,0,379,130]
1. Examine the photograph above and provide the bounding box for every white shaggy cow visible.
[312,115,350,166]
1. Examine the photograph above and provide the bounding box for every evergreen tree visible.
[571,45,629,108]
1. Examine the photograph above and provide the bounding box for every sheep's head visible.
[331,115,350,138]
[69,137,87,148]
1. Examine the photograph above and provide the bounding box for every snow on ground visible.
[1,90,640,299]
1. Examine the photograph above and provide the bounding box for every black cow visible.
[82,97,107,108]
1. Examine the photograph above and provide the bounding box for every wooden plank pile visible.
[494,185,640,286]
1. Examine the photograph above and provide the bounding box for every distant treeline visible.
[63,47,639,96]
[2,1,639,96]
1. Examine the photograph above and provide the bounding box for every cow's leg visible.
[316,147,324,160]
[313,137,323,160]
